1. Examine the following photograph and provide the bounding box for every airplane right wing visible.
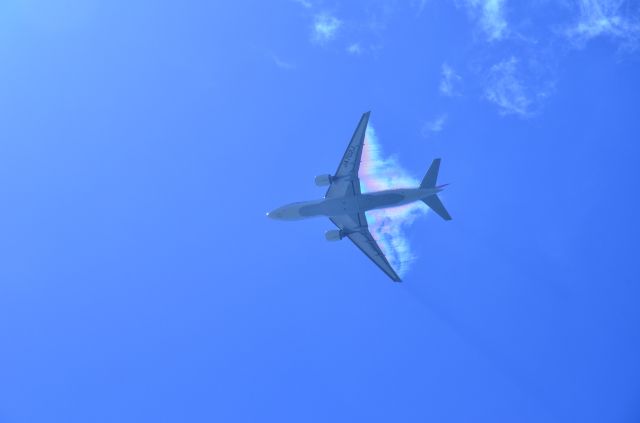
[330,212,402,282]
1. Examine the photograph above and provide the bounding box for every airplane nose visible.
[267,207,290,220]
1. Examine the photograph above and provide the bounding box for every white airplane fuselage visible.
[267,187,443,221]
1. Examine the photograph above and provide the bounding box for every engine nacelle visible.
[325,229,344,241]
[314,174,333,187]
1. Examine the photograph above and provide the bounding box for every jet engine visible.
[325,229,344,241]
[314,174,333,187]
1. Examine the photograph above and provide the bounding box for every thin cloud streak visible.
[292,0,312,8]
[440,63,462,96]
[414,0,429,17]
[359,126,428,277]
[271,55,296,70]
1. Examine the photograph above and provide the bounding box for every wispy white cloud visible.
[312,14,342,44]
[346,42,363,55]
[421,114,448,137]
[485,56,548,117]
[566,0,640,50]
[439,63,462,96]
[461,0,508,41]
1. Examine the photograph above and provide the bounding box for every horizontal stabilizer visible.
[423,195,452,221]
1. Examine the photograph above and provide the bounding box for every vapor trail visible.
[359,126,429,276]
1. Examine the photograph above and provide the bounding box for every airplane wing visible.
[325,111,370,199]
[330,212,402,282]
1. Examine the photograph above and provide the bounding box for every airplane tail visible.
[420,159,452,221]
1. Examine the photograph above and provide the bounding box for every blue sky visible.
[1,1,640,422]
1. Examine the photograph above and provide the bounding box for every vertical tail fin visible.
[420,158,452,221]
[420,158,441,188]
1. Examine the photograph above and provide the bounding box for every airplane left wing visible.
[330,212,402,282]
[325,111,370,199]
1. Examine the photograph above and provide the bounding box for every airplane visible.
[267,111,451,282]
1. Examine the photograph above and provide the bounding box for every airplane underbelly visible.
[324,198,360,215]
[360,193,406,211]
[296,192,411,218]
[299,198,359,217]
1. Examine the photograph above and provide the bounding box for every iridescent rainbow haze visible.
[359,126,429,277]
